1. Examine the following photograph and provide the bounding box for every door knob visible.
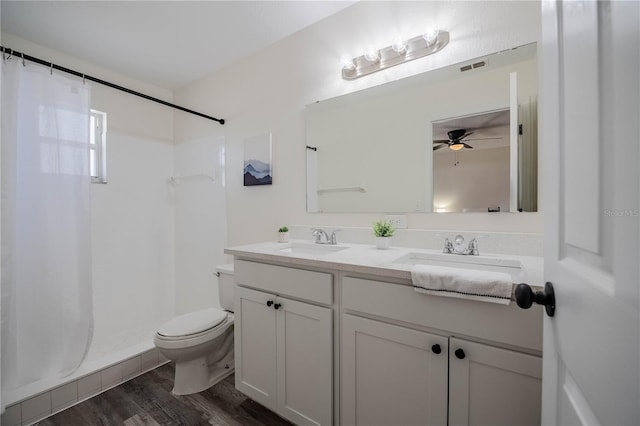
[515,282,556,317]
[266,300,273,307]
[454,348,466,360]
[273,303,281,310]
[431,344,442,354]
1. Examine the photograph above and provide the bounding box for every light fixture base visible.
[342,31,449,80]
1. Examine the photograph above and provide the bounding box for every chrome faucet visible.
[312,228,329,244]
[443,234,479,255]
[312,228,341,245]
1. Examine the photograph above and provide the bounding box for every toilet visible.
[154,264,235,395]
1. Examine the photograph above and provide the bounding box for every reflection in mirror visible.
[305,43,537,214]
[433,109,511,213]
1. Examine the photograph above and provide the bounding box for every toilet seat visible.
[158,308,227,338]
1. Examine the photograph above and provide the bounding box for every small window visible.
[90,110,107,183]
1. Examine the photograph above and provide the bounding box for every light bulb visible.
[340,55,355,71]
[364,46,380,62]
[423,29,439,46]
[391,37,407,54]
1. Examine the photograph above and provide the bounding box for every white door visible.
[276,296,333,426]
[541,1,639,425]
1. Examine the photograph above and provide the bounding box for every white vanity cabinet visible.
[342,314,449,425]
[448,337,541,426]
[234,260,333,426]
[341,275,542,426]
[227,245,544,426]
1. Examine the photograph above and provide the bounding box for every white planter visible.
[278,232,290,243]
[375,236,391,249]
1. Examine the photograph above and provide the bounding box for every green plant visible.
[278,226,289,233]
[373,220,394,237]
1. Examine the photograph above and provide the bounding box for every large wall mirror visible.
[305,42,537,213]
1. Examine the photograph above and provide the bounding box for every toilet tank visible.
[216,264,235,312]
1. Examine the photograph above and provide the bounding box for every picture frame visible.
[243,133,272,186]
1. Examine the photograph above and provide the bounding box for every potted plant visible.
[373,220,394,249]
[278,226,290,243]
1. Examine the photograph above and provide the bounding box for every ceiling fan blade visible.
[433,139,449,144]
[463,137,504,141]
[459,131,474,140]
[433,144,447,151]
[463,143,474,149]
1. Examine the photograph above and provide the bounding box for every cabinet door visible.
[342,314,448,426]
[449,337,542,426]
[277,296,333,426]
[235,287,278,410]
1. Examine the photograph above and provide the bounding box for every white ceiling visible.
[1,1,356,89]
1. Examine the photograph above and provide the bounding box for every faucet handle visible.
[329,229,342,245]
[443,237,453,254]
[466,238,479,255]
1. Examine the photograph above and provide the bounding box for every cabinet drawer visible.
[235,259,332,305]
[342,276,542,352]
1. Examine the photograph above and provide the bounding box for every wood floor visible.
[37,364,293,426]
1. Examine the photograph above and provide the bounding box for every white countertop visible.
[225,240,544,288]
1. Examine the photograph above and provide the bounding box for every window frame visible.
[90,109,107,184]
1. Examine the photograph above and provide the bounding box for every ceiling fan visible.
[433,129,476,151]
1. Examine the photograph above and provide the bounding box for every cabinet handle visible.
[454,348,466,360]
[431,344,442,354]
[266,300,273,307]
[273,303,281,310]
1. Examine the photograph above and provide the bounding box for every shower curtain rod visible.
[1,46,225,125]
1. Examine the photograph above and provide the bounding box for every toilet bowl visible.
[154,264,235,395]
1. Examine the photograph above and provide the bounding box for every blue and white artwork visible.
[244,133,272,186]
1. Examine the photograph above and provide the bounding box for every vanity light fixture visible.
[423,29,439,46]
[340,55,356,71]
[342,30,449,80]
[363,46,381,63]
[391,36,407,55]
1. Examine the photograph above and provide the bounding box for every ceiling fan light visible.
[449,143,464,151]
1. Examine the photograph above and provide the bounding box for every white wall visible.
[173,134,227,314]
[434,146,510,212]
[174,1,543,247]
[2,34,177,358]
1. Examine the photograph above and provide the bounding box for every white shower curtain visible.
[1,59,93,393]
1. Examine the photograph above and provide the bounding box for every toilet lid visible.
[157,308,227,337]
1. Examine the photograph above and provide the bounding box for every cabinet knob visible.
[266,300,273,307]
[431,344,442,354]
[273,303,281,310]
[454,348,466,360]
[515,282,556,317]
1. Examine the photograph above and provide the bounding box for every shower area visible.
[1,49,227,421]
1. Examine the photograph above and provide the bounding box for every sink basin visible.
[393,252,525,280]
[276,242,349,256]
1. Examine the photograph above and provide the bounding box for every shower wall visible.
[84,41,177,364]
[88,128,175,363]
